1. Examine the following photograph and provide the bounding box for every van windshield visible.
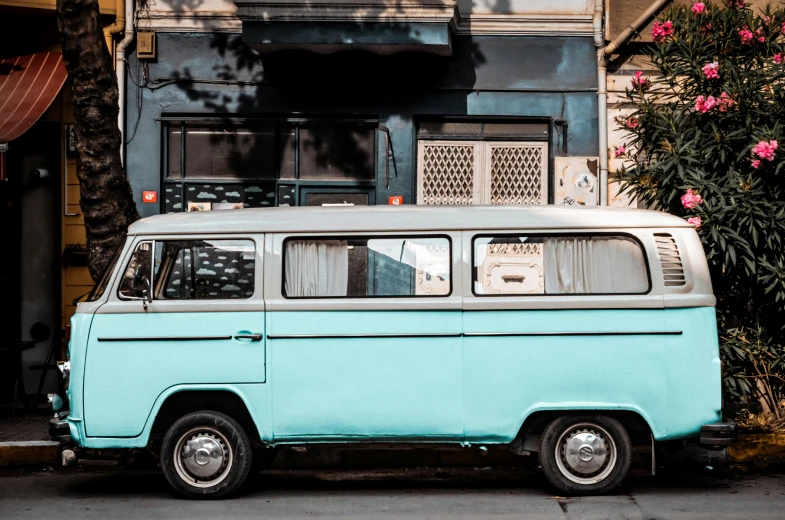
[86,239,126,302]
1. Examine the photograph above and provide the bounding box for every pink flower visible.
[751,159,761,169]
[687,217,702,229]
[727,0,745,8]
[695,95,717,113]
[701,23,713,34]
[614,146,626,158]
[631,71,651,90]
[764,16,771,25]
[691,2,706,15]
[757,29,765,43]
[702,62,720,80]
[739,26,754,44]
[718,92,735,112]
[625,117,639,130]
[775,53,783,64]
[752,140,779,161]
[652,21,674,42]
[681,189,704,209]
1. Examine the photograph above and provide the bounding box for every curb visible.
[728,433,785,466]
[0,441,61,467]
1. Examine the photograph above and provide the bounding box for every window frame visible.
[116,237,259,302]
[117,240,155,301]
[281,234,454,300]
[470,232,652,297]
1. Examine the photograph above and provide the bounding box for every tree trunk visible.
[57,0,139,282]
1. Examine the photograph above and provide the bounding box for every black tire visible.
[161,410,252,499]
[539,415,631,496]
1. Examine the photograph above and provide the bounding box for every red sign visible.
[388,196,404,205]
[142,191,157,203]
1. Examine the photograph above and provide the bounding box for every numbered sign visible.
[142,191,157,203]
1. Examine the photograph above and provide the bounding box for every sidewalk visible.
[0,413,60,467]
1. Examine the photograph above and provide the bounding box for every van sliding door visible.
[266,232,464,441]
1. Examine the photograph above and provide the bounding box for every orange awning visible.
[0,52,68,144]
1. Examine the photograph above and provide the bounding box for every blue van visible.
[53,205,735,498]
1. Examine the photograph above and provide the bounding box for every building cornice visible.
[137,2,595,36]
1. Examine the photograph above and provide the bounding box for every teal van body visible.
[66,307,721,448]
[58,205,728,493]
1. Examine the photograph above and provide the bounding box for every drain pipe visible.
[103,0,125,57]
[594,0,607,205]
[596,0,672,205]
[116,0,135,166]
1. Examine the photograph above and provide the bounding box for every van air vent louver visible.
[654,233,686,287]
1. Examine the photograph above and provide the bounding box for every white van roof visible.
[127,205,691,235]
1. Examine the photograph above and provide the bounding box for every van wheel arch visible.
[149,390,263,451]
[512,410,653,452]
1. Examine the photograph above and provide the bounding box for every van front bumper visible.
[700,421,737,449]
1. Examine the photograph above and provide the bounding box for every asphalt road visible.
[1,466,784,519]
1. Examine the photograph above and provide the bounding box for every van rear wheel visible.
[539,415,631,495]
[161,410,252,499]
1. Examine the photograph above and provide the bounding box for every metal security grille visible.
[417,142,477,205]
[488,242,542,257]
[654,233,686,287]
[489,144,547,205]
[417,140,547,205]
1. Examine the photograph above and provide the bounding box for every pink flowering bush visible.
[717,92,735,112]
[695,94,717,112]
[615,1,785,403]
[752,140,778,162]
[613,146,626,158]
[681,188,704,209]
[652,21,674,42]
[739,26,755,44]
[702,61,720,79]
[631,71,651,90]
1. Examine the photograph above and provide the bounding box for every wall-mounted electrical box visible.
[137,32,157,60]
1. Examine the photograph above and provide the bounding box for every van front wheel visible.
[539,415,631,495]
[161,410,252,499]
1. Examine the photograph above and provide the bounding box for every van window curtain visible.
[543,237,647,294]
[285,240,349,297]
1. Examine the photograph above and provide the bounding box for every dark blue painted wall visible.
[126,33,598,217]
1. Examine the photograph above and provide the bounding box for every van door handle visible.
[233,334,263,341]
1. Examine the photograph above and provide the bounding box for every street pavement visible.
[1,466,784,519]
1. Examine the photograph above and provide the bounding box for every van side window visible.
[154,240,256,299]
[284,237,451,298]
[473,235,649,296]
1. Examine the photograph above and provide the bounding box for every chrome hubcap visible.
[554,422,617,485]
[173,427,233,488]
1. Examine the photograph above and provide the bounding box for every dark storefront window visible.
[183,124,276,179]
[163,119,377,212]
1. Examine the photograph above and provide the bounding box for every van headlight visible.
[57,360,70,390]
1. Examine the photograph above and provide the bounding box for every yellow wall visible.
[61,89,93,338]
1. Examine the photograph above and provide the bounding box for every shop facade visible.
[127,0,604,216]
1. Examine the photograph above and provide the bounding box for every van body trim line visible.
[463,331,683,337]
[267,333,462,340]
[97,336,233,342]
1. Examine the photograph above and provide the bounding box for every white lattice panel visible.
[488,143,547,205]
[417,142,477,205]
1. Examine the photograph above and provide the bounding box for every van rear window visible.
[283,236,451,298]
[472,234,649,296]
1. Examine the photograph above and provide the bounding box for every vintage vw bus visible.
[52,205,735,498]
